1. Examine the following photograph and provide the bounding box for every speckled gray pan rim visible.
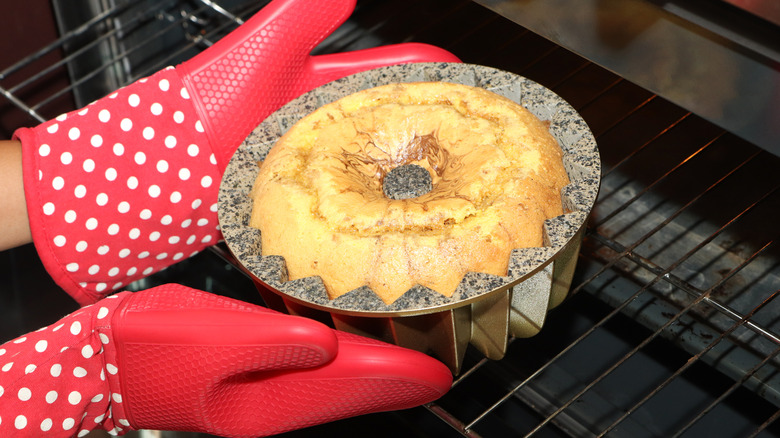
[218,62,601,316]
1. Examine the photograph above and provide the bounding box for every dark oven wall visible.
[0,0,75,139]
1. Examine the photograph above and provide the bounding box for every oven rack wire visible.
[1,0,259,126]
[2,1,779,437]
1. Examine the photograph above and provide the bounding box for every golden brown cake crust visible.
[249,82,569,304]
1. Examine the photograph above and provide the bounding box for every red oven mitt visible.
[0,284,452,437]
[14,0,460,305]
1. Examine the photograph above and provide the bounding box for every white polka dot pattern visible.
[0,293,130,437]
[16,68,221,305]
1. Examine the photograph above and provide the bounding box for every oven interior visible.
[1,0,779,437]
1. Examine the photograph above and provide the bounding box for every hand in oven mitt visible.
[0,284,453,437]
[14,0,460,305]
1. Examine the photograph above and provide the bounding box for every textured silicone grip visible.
[111,285,451,437]
[178,0,355,171]
[112,285,338,434]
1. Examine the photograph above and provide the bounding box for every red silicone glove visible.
[14,0,459,305]
[0,284,452,437]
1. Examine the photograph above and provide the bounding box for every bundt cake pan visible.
[218,63,601,373]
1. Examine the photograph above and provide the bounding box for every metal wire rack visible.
[2,1,779,437]
[0,0,261,128]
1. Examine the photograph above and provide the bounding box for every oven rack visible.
[2,1,779,437]
[1,0,262,127]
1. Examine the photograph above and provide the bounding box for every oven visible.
[1,0,779,437]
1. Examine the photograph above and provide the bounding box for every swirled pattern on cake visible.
[249,81,569,305]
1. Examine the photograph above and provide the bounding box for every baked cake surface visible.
[249,81,569,304]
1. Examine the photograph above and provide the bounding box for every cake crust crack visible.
[249,81,569,305]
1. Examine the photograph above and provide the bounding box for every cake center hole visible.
[382,164,433,200]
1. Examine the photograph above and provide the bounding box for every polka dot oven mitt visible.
[0,284,452,437]
[0,291,131,437]
[16,67,219,305]
[13,0,459,306]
